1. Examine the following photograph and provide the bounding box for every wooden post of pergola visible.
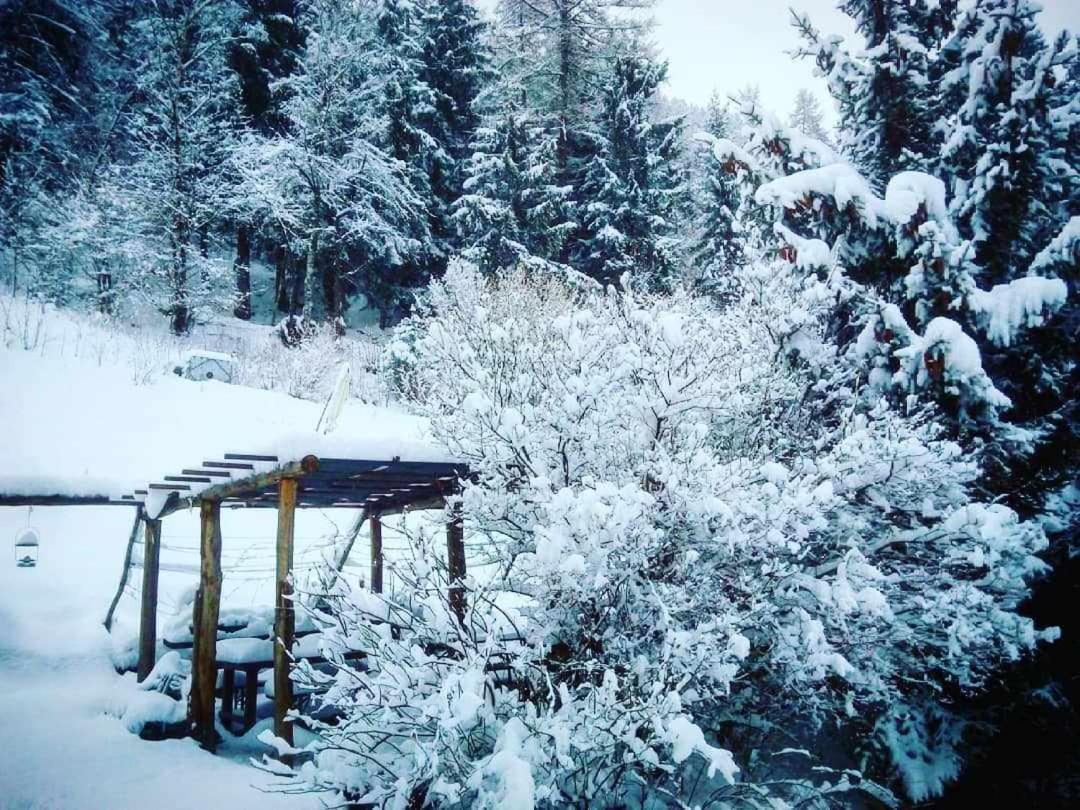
[447,505,466,625]
[370,514,383,594]
[189,499,222,749]
[274,476,298,747]
[137,516,162,682]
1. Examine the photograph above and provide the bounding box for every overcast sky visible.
[652,0,1078,121]
[478,1,1078,122]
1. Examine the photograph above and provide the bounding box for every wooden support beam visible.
[0,494,119,507]
[103,508,143,633]
[370,514,383,594]
[274,476,298,747]
[137,517,162,682]
[447,506,466,625]
[331,509,368,573]
[159,456,319,518]
[189,499,222,750]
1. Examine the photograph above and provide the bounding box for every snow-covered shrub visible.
[237,322,387,404]
[284,262,1054,807]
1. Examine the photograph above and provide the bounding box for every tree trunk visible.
[290,251,305,315]
[233,225,252,320]
[274,240,290,314]
[323,252,345,329]
[96,263,114,315]
[302,230,320,321]
[558,1,573,119]
[171,228,190,335]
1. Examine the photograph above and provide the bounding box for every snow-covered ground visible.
[0,505,327,809]
[0,342,447,507]
[0,309,459,807]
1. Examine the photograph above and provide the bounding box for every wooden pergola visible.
[3,449,469,751]
[138,450,468,749]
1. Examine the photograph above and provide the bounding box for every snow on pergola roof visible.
[130,451,468,519]
[0,349,463,513]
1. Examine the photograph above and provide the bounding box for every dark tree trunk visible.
[322,253,346,329]
[289,251,305,316]
[274,240,290,314]
[233,225,252,320]
[171,228,191,335]
[96,263,114,315]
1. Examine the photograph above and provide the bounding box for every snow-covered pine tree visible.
[229,0,305,137]
[231,0,427,330]
[789,87,830,144]
[227,0,306,319]
[454,111,573,273]
[0,0,112,305]
[419,0,491,262]
[794,1,945,189]
[364,0,444,324]
[492,0,656,123]
[926,0,1077,518]
[708,97,1070,801]
[490,0,657,269]
[690,92,747,299]
[572,56,684,289]
[936,0,1075,286]
[101,0,243,334]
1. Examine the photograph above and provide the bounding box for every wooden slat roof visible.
[131,453,469,517]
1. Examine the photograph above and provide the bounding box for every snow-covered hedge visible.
[280,262,1055,807]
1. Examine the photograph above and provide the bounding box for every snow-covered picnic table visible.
[161,604,367,734]
[216,632,367,735]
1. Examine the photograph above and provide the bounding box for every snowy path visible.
[0,506,324,810]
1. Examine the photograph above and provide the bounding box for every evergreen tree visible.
[229,0,305,136]
[454,110,573,273]
[227,0,306,319]
[0,0,106,300]
[364,0,443,323]
[936,0,1075,286]
[492,0,655,122]
[103,0,243,334]
[691,92,747,299]
[419,0,490,262]
[702,90,734,142]
[231,0,427,328]
[789,88,830,144]
[795,1,941,188]
[726,7,1078,795]
[572,57,684,289]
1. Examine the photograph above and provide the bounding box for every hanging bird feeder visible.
[15,527,40,568]
[14,507,39,568]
